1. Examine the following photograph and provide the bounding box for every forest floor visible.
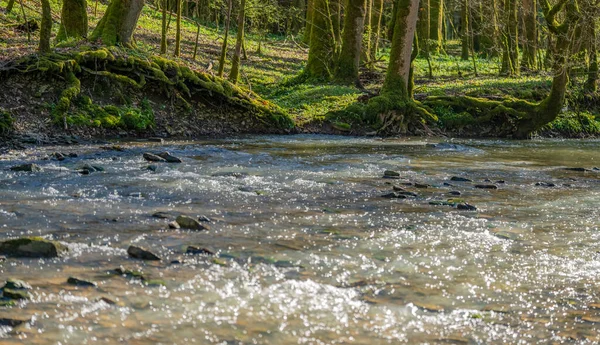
[1,0,599,144]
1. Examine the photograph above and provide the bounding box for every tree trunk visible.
[417,0,430,56]
[501,0,519,75]
[362,0,373,63]
[160,0,168,53]
[461,0,469,60]
[304,0,314,44]
[39,0,52,53]
[57,0,88,42]
[174,0,182,56]
[218,0,233,77]
[192,20,201,60]
[330,0,342,48]
[229,0,246,84]
[585,11,598,92]
[368,0,384,61]
[6,0,15,14]
[522,0,537,71]
[90,0,145,46]
[429,0,443,53]
[381,0,420,98]
[335,0,367,85]
[304,0,336,80]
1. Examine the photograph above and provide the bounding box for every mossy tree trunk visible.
[501,0,519,75]
[330,0,342,48]
[460,0,470,60]
[218,0,233,77]
[304,0,314,44]
[522,0,537,71]
[362,0,373,63]
[380,0,420,98]
[304,0,336,80]
[585,8,598,92]
[6,0,15,14]
[90,0,145,46]
[229,0,246,84]
[368,0,384,62]
[334,0,367,85]
[57,0,88,42]
[160,0,168,53]
[174,0,182,56]
[39,0,52,54]
[429,0,443,53]
[417,0,430,56]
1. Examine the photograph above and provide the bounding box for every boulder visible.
[450,176,472,182]
[176,215,210,230]
[0,237,67,258]
[143,153,166,162]
[185,246,215,255]
[67,277,97,287]
[2,279,31,290]
[157,152,182,163]
[381,192,407,199]
[0,318,29,327]
[2,288,30,300]
[127,246,161,261]
[10,163,42,172]
[475,184,498,190]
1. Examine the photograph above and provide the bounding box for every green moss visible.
[0,110,14,136]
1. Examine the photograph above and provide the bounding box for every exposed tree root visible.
[0,47,294,131]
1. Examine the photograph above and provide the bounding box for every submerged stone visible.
[67,277,97,287]
[0,237,67,258]
[9,163,42,172]
[168,221,180,229]
[414,183,430,189]
[157,152,182,163]
[457,203,477,211]
[475,184,498,190]
[381,192,407,199]
[0,317,29,327]
[535,182,556,187]
[143,153,166,162]
[176,215,210,230]
[127,246,161,261]
[450,176,472,182]
[2,288,30,300]
[2,279,31,290]
[383,170,400,178]
[449,191,462,196]
[152,211,171,219]
[185,246,215,255]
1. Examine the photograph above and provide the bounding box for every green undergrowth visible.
[541,111,600,136]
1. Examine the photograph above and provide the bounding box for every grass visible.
[1,0,598,135]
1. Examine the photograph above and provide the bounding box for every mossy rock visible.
[1,288,30,300]
[2,279,31,290]
[0,237,67,258]
[0,110,14,136]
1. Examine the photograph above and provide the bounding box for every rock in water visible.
[0,237,67,258]
[143,153,166,162]
[2,288,30,300]
[2,279,31,290]
[383,170,401,178]
[475,184,498,190]
[176,215,210,230]
[450,176,472,182]
[9,163,42,172]
[0,318,29,327]
[185,246,215,255]
[381,192,407,199]
[157,152,183,163]
[67,277,97,287]
[168,221,180,229]
[127,246,161,261]
[457,203,478,211]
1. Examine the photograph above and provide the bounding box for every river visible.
[0,135,599,344]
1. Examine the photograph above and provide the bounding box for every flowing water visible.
[0,135,599,344]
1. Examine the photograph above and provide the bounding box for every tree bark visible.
[90,0,145,46]
[304,0,314,44]
[501,0,519,75]
[57,0,88,42]
[429,0,443,52]
[417,0,430,56]
[229,0,246,84]
[304,0,336,80]
[160,0,168,53]
[6,0,15,14]
[335,0,367,85]
[461,0,470,60]
[174,0,182,56]
[39,0,52,53]
[218,0,233,77]
[522,0,537,71]
[368,0,384,61]
[381,0,420,98]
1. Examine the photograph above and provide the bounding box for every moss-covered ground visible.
[0,0,598,137]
